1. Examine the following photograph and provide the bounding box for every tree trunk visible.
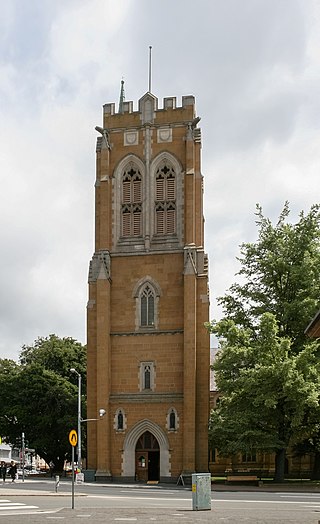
[274,448,286,482]
[311,451,320,480]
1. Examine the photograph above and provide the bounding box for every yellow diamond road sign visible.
[69,430,77,447]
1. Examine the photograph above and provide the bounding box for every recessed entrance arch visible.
[122,419,170,481]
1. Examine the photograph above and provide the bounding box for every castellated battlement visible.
[102,92,196,129]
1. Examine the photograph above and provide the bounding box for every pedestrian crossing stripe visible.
[0,499,39,511]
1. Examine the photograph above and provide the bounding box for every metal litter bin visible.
[192,473,211,511]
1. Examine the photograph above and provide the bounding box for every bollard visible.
[55,475,60,493]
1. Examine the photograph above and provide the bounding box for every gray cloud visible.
[0,0,319,360]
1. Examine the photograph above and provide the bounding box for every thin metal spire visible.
[118,78,125,114]
[148,46,152,93]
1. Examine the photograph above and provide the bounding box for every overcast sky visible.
[1,0,319,361]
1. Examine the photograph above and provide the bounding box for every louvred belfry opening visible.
[155,163,176,235]
[121,165,142,237]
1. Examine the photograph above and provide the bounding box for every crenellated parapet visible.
[103,93,195,117]
[101,92,199,132]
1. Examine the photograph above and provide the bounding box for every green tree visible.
[0,358,20,441]
[208,314,320,482]
[219,202,320,350]
[20,334,86,388]
[0,335,86,472]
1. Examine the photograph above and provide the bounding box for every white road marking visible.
[0,497,39,514]
[214,499,320,505]
[120,490,177,494]
[88,495,190,501]
[88,494,318,506]
[0,504,39,510]
[280,494,320,498]
[114,519,137,522]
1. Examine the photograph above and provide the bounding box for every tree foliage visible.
[0,335,86,472]
[20,334,86,391]
[208,203,320,481]
[218,202,320,350]
[209,314,320,482]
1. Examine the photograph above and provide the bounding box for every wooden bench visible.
[226,475,259,484]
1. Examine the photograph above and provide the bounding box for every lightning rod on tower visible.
[148,46,152,93]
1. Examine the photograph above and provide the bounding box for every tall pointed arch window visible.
[121,165,142,237]
[155,163,176,235]
[133,278,161,331]
[140,285,155,327]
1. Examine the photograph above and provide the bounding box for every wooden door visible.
[135,451,148,482]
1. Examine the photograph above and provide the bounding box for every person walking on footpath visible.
[8,461,17,483]
[0,461,6,483]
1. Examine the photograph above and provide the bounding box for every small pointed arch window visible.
[121,164,142,237]
[169,411,176,430]
[117,411,124,430]
[167,407,179,431]
[114,408,126,432]
[144,365,151,390]
[155,162,176,235]
[139,361,155,392]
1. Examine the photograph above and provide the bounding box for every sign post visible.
[22,432,25,482]
[69,430,77,509]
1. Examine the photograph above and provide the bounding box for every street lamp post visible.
[70,368,106,474]
[70,368,82,471]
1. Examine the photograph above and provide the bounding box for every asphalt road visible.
[1,479,320,523]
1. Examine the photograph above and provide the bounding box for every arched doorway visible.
[122,419,170,481]
[135,431,160,482]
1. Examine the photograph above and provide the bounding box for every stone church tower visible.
[86,88,210,482]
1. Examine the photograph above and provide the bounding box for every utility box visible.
[83,469,96,482]
[192,473,211,511]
